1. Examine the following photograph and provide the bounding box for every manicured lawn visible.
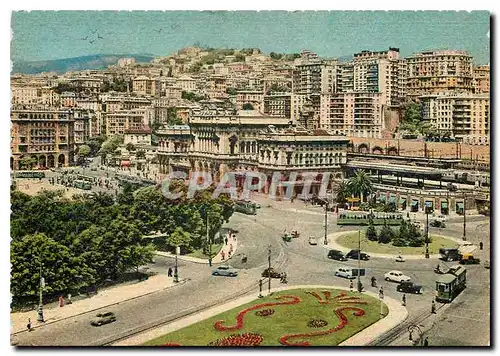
[337,231,458,255]
[186,243,223,259]
[144,288,388,346]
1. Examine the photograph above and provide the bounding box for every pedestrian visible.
[67,293,72,305]
[221,251,225,260]
[350,280,354,292]
[228,250,232,258]
[431,300,436,313]
[27,318,32,332]
[225,237,228,245]
[168,267,173,277]
[480,241,484,250]
[402,294,406,306]
[233,234,236,241]
[229,244,233,254]
[423,337,429,346]
[59,295,64,307]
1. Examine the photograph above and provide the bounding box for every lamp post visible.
[267,245,272,295]
[174,246,179,283]
[317,198,329,245]
[206,214,212,267]
[425,202,430,259]
[37,263,45,322]
[357,230,362,292]
[462,192,467,241]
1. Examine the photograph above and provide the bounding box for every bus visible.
[337,211,403,226]
[435,265,467,303]
[74,180,92,190]
[14,171,46,179]
[234,200,257,215]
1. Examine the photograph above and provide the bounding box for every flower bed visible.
[307,319,328,328]
[207,333,264,346]
[255,309,275,317]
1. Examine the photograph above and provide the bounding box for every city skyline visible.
[11,10,490,64]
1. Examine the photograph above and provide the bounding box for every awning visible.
[411,200,419,207]
[441,202,448,208]
[399,197,407,204]
[457,202,464,209]
[121,161,131,167]
[389,195,397,203]
[425,201,433,208]
[378,195,386,202]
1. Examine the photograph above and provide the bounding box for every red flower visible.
[163,342,181,346]
[208,333,264,346]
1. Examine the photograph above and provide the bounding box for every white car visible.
[384,270,411,283]
[334,267,356,279]
[436,215,447,223]
[308,237,318,245]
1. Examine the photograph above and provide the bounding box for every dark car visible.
[90,311,116,326]
[345,250,370,261]
[327,250,348,261]
[262,267,281,279]
[396,281,423,294]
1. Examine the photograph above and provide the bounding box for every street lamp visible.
[425,202,430,259]
[174,246,179,283]
[37,263,45,322]
[267,245,272,295]
[357,230,362,292]
[317,198,329,245]
[462,192,467,241]
[206,214,212,267]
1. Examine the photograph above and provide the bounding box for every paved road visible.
[12,195,490,346]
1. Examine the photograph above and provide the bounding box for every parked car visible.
[334,267,356,279]
[262,267,282,279]
[436,215,447,223]
[90,311,116,326]
[396,281,423,294]
[91,167,98,171]
[459,253,480,265]
[384,270,411,283]
[430,220,446,228]
[327,250,348,261]
[212,265,238,277]
[345,250,370,261]
[308,236,318,245]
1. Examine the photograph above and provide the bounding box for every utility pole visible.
[268,245,271,295]
[462,192,467,241]
[425,203,430,259]
[174,246,179,283]
[207,214,212,267]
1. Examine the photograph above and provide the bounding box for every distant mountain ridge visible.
[12,54,155,74]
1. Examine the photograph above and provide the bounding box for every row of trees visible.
[366,219,426,247]
[11,180,235,307]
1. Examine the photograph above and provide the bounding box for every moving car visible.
[262,267,281,279]
[384,270,411,283]
[345,249,370,261]
[436,215,447,223]
[212,265,238,277]
[327,250,348,261]
[308,236,318,245]
[439,248,461,262]
[334,267,356,279]
[90,311,116,326]
[396,281,423,294]
[459,253,480,265]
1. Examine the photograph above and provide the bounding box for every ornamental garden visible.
[144,288,388,346]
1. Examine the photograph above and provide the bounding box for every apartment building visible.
[472,65,490,94]
[72,110,92,145]
[207,75,228,99]
[421,93,490,145]
[104,110,146,136]
[69,77,103,94]
[236,90,264,111]
[263,93,291,119]
[406,50,473,98]
[11,109,75,170]
[321,92,384,138]
[11,86,60,107]
[176,75,197,92]
[132,76,161,97]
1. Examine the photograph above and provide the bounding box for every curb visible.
[10,278,188,336]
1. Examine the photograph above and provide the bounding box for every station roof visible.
[346,161,450,176]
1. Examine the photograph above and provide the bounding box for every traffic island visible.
[139,287,396,347]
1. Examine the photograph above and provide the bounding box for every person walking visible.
[27,318,32,332]
[225,237,228,246]
[168,267,173,277]
[349,280,354,292]
[423,337,429,346]
[67,294,72,305]
[402,294,406,306]
[221,250,225,260]
[480,241,484,250]
[431,300,436,313]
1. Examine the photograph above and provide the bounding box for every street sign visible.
[175,246,180,256]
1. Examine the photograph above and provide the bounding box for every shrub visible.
[366,220,378,241]
[378,223,394,244]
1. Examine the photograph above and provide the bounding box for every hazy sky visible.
[11,10,490,64]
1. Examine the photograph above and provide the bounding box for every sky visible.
[10,10,491,65]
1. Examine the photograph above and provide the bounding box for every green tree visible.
[366,219,378,241]
[77,144,90,158]
[378,222,394,244]
[242,103,254,110]
[334,180,351,205]
[167,227,192,252]
[126,143,136,152]
[348,170,373,203]
[20,156,37,170]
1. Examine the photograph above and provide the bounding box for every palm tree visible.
[348,170,373,203]
[334,180,351,205]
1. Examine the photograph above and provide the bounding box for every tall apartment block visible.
[406,50,474,98]
[472,65,490,94]
[421,93,489,145]
[11,109,75,170]
[263,93,291,119]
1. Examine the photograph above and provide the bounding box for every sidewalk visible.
[113,284,407,346]
[10,274,180,335]
[155,233,239,265]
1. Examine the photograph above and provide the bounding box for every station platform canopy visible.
[346,161,450,177]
